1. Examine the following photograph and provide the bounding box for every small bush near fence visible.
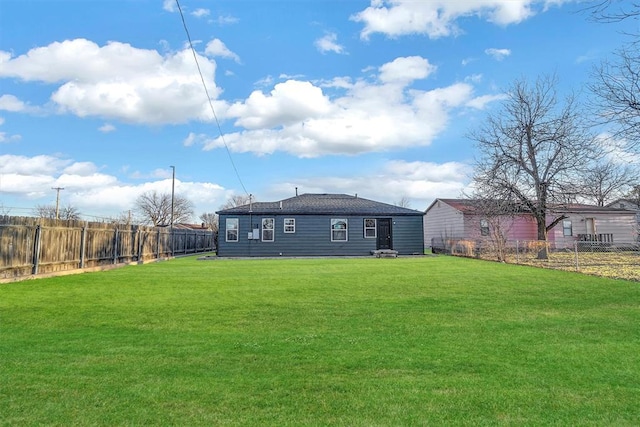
[432,238,640,281]
[0,216,215,280]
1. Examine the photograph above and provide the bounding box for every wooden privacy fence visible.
[0,216,215,280]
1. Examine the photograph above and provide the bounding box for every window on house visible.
[563,219,573,236]
[262,218,274,242]
[364,219,376,238]
[284,218,295,233]
[331,219,348,242]
[226,218,239,242]
[480,219,489,236]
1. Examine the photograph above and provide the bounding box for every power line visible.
[174,0,250,197]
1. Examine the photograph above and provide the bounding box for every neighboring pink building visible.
[424,198,638,250]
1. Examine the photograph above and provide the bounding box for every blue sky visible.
[0,0,636,221]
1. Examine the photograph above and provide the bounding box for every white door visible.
[586,218,596,235]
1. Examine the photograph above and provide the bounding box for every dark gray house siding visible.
[216,194,424,257]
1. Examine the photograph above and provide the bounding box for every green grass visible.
[1,256,639,426]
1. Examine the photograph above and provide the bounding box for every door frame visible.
[376,218,392,250]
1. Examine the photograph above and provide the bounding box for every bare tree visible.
[34,204,57,219]
[585,2,640,152]
[199,212,218,230]
[135,190,194,226]
[60,205,81,220]
[470,75,598,258]
[220,194,254,209]
[200,212,219,248]
[394,196,412,208]
[467,196,526,262]
[33,204,81,220]
[584,1,640,24]
[107,211,134,226]
[589,48,640,151]
[576,160,639,206]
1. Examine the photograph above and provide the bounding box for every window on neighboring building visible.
[480,219,489,236]
[226,218,239,242]
[563,219,573,236]
[331,219,348,242]
[364,219,376,238]
[284,218,295,233]
[262,218,274,242]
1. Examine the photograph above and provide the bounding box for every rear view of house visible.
[216,193,424,257]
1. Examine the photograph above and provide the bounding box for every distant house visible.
[425,198,637,249]
[607,199,640,211]
[216,193,425,257]
[607,198,640,242]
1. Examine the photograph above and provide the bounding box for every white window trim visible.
[364,218,377,238]
[226,218,239,242]
[331,218,348,242]
[262,218,274,242]
[284,218,296,233]
[563,219,573,236]
[480,219,489,237]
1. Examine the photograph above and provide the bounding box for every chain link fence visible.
[432,238,640,281]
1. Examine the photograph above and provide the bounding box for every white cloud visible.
[0,39,220,124]
[98,123,116,133]
[266,160,472,209]
[485,47,511,61]
[597,133,640,164]
[465,93,508,109]
[228,80,334,129]
[186,56,478,157]
[163,0,177,13]
[351,0,568,39]
[215,15,239,25]
[204,38,241,62]
[0,117,21,143]
[62,161,99,175]
[0,94,27,112]
[254,75,275,88]
[0,132,22,143]
[0,154,71,175]
[0,154,228,219]
[192,8,210,18]
[461,57,477,66]
[315,32,346,55]
[378,56,436,83]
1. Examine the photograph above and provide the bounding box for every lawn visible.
[1,255,639,426]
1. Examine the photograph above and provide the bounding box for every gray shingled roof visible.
[216,193,424,216]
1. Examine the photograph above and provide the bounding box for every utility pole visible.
[170,166,175,257]
[170,166,175,228]
[52,187,64,219]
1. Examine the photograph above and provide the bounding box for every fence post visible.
[80,226,87,269]
[156,229,161,259]
[136,229,142,262]
[113,228,119,264]
[574,241,579,272]
[31,225,42,275]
